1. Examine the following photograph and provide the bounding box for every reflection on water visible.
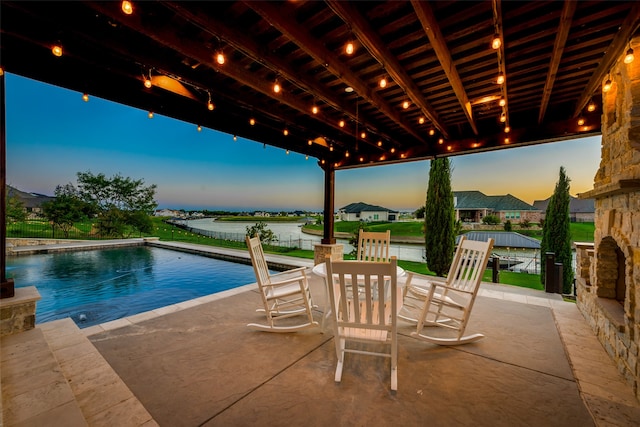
[6,246,259,328]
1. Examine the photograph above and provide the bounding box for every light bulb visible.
[587,102,596,112]
[216,52,225,65]
[429,129,435,136]
[197,125,202,132]
[418,117,425,124]
[504,137,510,144]
[360,132,366,139]
[624,48,634,64]
[249,118,256,126]
[603,78,612,92]
[233,135,237,141]
[496,73,505,85]
[345,41,354,55]
[144,77,152,88]
[390,147,395,153]
[148,111,153,119]
[286,150,290,155]
[82,93,89,102]
[121,1,133,15]
[438,138,444,144]
[492,35,501,50]
[377,140,383,147]
[52,45,63,57]
[500,113,506,123]
[207,101,215,111]
[339,120,345,128]
[379,77,387,88]
[345,150,350,158]
[273,82,281,93]
[283,129,288,136]
[499,97,506,107]
[402,100,409,109]
[308,139,312,145]
[577,117,585,126]
[312,105,318,114]
[505,125,511,133]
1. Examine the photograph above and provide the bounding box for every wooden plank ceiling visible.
[2,1,639,170]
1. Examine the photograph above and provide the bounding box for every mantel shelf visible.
[578,179,640,199]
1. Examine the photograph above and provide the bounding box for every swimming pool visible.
[6,246,260,328]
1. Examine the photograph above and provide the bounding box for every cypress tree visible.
[540,166,574,293]
[424,157,456,276]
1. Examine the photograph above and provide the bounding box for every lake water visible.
[181,218,543,271]
[6,246,261,328]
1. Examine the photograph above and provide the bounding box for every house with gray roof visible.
[6,185,54,219]
[532,196,595,222]
[453,191,541,224]
[338,202,398,222]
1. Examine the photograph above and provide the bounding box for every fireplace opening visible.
[595,236,627,306]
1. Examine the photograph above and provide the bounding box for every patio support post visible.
[0,72,14,298]
[313,163,342,265]
[322,164,335,244]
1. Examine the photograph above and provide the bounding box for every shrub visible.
[482,215,500,225]
[504,220,512,231]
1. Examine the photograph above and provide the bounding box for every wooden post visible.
[1,72,15,298]
[321,163,335,244]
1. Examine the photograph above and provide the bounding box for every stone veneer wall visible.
[0,287,41,337]
[576,38,640,401]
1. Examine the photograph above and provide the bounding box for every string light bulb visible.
[505,125,511,133]
[273,80,281,94]
[360,131,366,139]
[603,77,612,93]
[496,73,505,85]
[82,93,89,102]
[577,117,585,126]
[418,117,425,124]
[148,111,153,119]
[339,119,345,128]
[429,129,435,136]
[402,100,410,109]
[144,70,152,88]
[197,125,202,132]
[207,92,215,111]
[216,52,225,65]
[587,101,596,112]
[249,118,256,126]
[312,105,318,114]
[499,97,506,107]
[500,112,506,123]
[491,35,501,50]
[233,135,237,142]
[390,147,395,153]
[624,47,634,64]
[52,44,63,57]
[438,138,444,144]
[121,1,133,15]
[283,128,288,136]
[379,76,387,88]
[345,40,355,55]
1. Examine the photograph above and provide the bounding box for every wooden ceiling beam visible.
[245,0,427,144]
[538,0,576,124]
[573,2,640,117]
[161,2,395,150]
[412,0,477,135]
[88,3,352,142]
[326,0,448,138]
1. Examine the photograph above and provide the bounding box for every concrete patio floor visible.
[3,241,640,426]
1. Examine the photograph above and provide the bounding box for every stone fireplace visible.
[576,37,640,401]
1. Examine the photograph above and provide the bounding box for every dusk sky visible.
[6,73,602,212]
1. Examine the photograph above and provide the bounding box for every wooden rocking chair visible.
[399,236,494,345]
[245,235,318,332]
[356,229,391,262]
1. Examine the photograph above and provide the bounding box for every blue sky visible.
[6,73,602,212]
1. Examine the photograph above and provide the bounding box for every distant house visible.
[7,185,54,219]
[338,202,398,222]
[453,191,541,224]
[532,196,595,223]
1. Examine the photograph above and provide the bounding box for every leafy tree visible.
[414,205,425,219]
[424,157,455,276]
[246,221,278,245]
[5,189,26,223]
[41,184,91,238]
[504,220,512,231]
[540,167,573,293]
[76,171,157,238]
[520,219,531,229]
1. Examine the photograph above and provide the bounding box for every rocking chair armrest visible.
[268,273,307,288]
[429,281,475,296]
[269,266,308,279]
[403,272,446,297]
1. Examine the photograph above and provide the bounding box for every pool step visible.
[2,319,157,426]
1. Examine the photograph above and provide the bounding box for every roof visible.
[340,202,396,214]
[2,1,639,170]
[459,231,541,249]
[454,191,537,211]
[532,196,595,213]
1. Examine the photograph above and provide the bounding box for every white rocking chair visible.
[245,235,318,332]
[399,236,494,345]
[356,229,391,262]
[325,256,400,391]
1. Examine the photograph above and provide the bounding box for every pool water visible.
[6,246,260,328]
